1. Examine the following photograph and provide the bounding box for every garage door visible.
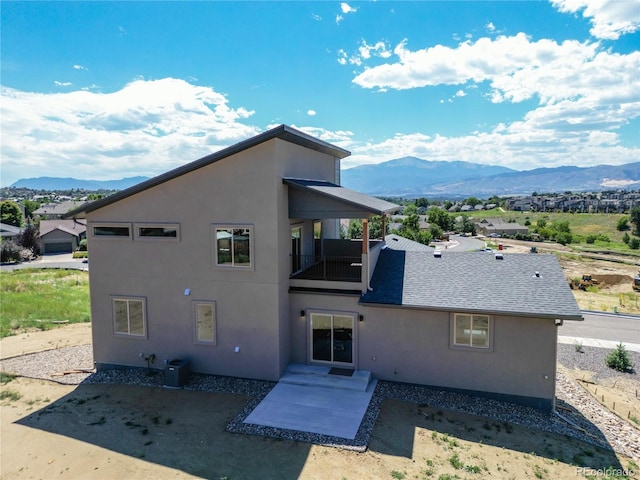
[45,242,73,253]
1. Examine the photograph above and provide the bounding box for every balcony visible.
[290,255,362,282]
[288,239,383,293]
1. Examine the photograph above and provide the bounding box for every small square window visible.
[213,225,253,268]
[113,297,146,337]
[452,314,491,350]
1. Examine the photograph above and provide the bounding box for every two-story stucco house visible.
[67,125,582,412]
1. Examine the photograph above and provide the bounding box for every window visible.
[92,223,132,239]
[113,297,146,337]
[135,223,180,241]
[193,302,216,344]
[213,225,253,268]
[452,314,491,349]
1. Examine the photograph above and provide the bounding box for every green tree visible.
[427,208,454,231]
[402,213,420,232]
[461,216,476,235]
[616,216,629,231]
[623,232,630,244]
[347,219,363,239]
[630,207,640,237]
[536,218,547,229]
[17,224,39,255]
[21,200,40,220]
[415,197,429,208]
[605,343,633,372]
[465,196,481,207]
[0,200,23,227]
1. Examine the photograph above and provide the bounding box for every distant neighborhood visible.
[2,186,640,261]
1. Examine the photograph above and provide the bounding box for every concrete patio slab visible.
[243,379,377,439]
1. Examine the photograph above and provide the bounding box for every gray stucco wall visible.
[87,138,337,381]
[288,292,558,410]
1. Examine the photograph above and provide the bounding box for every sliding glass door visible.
[310,313,354,365]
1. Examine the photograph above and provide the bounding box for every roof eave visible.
[358,300,584,321]
[63,125,351,219]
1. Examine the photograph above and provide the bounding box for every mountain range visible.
[340,157,640,197]
[9,176,149,191]
[9,159,640,197]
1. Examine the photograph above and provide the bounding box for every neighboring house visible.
[34,201,87,220]
[38,219,87,254]
[476,218,529,236]
[0,222,22,241]
[66,125,582,412]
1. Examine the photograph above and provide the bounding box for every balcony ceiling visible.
[283,178,400,219]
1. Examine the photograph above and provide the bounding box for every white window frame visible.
[112,296,147,338]
[90,222,132,240]
[451,313,493,351]
[212,224,254,269]
[134,223,180,242]
[193,301,217,345]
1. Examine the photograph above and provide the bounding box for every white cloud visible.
[338,40,392,66]
[551,0,640,39]
[0,78,259,185]
[455,90,466,97]
[341,3,357,14]
[73,64,88,71]
[307,110,317,116]
[486,22,496,32]
[336,2,357,24]
[311,13,322,21]
[342,124,639,172]
[54,81,72,87]
[347,34,639,142]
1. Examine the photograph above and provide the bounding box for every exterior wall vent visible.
[434,250,442,258]
[495,252,504,260]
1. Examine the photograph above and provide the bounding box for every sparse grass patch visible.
[449,453,463,470]
[1,268,90,338]
[0,389,22,401]
[0,372,16,384]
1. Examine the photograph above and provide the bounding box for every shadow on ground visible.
[15,383,312,479]
[370,397,626,472]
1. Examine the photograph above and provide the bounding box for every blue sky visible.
[1,1,639,186]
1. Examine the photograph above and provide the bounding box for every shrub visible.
[1,240,22,263]
[586,235,596,244]
[630,238,640,250]
[605,343,633,372]
[77,238,88,251]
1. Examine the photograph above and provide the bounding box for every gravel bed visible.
[1,343,638,457]
[557,343,639,380]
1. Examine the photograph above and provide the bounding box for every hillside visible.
[341,159,640,197]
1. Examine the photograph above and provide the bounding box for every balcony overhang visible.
[283,178,400,219]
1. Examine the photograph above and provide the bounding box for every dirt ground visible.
[1,326,639,480]
[496,238,640,314]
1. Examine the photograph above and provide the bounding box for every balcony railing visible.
[290,255,362,282]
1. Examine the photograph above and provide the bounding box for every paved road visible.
[1,253,87,272]
[559,311,640,352]
[447,234,485,252]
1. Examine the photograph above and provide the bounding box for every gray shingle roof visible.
[283,178,400,216]
[384,234,433,252]
[361,249,583,320]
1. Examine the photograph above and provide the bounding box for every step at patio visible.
[280,363,372,392]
